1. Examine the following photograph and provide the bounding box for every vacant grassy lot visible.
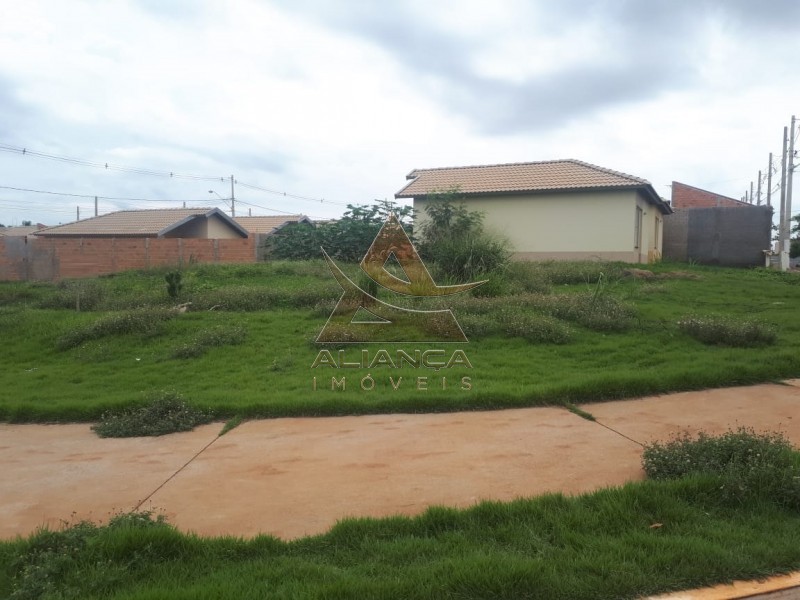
[1,260,799,422]
[3,263,800,599]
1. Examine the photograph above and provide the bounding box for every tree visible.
[417,188,511,281]
[21,220,32,226]
[264,201,414,262]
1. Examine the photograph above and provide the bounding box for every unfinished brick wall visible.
[663,205,773,267]
[671,181,752,209]
[0,235,258,281]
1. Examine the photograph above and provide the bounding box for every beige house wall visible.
[206,216,242,239]
[414,190,664,263]
[164,215,242,239]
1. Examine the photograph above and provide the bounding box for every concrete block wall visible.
[663,205,773,267]
[0,235,258,281]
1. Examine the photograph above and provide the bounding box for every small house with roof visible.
[0,208,258,281]
[35,208,248,239]
[395,159,672,263]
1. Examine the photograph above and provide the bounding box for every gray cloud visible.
[0,77,34,142]
[273,0,796,135]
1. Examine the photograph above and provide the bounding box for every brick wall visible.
[671,181,751,209]
[0,235,258,281]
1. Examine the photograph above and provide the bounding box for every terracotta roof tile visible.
[0,226,45,237]
[234,215,310,234]
[395,159,651,198]
[34,208,244,237]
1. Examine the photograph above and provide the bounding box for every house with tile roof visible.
[396,159,672,263]
[0,208,261,281]
[0,224,47,237]
[35,208,248,239]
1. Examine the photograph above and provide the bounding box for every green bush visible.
[678,315,776,347]
[642,427,800,508]
[164,271,183,299]
[7,510,170,600]
[56,308,176,350]
[91,390,214,438]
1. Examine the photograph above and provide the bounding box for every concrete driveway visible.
[2,380,800,541]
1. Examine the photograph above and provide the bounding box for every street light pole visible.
[230,175,235,218]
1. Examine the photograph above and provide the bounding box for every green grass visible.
[3,264,800,598]
[2,476,800,599]
[1,260,800,422]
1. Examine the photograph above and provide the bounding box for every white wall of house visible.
[414,190,664,263]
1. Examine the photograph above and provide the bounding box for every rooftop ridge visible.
[407,159,650,185]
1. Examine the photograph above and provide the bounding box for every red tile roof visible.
[395,159,671,213]
[34,208,248,237]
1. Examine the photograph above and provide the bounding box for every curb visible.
[645,572,800,599]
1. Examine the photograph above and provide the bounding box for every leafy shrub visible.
[56,308,176,350]
[8,510,170,600]
[678,315,776,347]
[417,193,511,282]
[428,235,511,282]
[165,271,183,299]
[642,427,800,508]
[91,390,214,438]
[172,325,247,359]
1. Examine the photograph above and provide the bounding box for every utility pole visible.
[767,152,773,207]
[77,206,80,221]
[780,126,789,271]
[750,181,754,204]
[94,196,98,217]
[230,175,236,218]
[757,171,762,205]
[787,115,796,266]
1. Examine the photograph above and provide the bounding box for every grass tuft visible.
[56,308,176,351]
[91,390,214,438]
[677,315,777,347]
[171,325,247,359]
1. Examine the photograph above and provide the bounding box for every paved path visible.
[2,380,800,541]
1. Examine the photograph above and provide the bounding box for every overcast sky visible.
[1,0,799,226]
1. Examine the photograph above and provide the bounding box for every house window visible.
[634,206,643,249]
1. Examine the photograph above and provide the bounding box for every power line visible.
[0,184,212,203]
[0,143,222,181]
[1,142,352,209]
[237,180,350,207]
[0,184,327,219]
